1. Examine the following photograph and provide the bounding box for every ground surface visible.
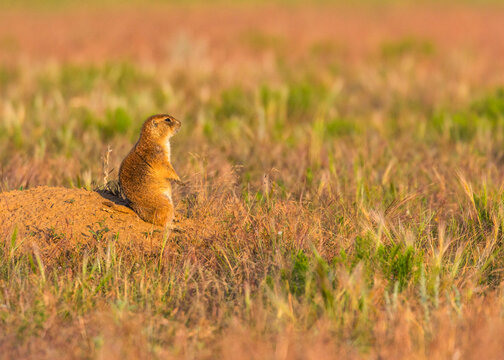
[0,186,165,257]
[2,1,504,359]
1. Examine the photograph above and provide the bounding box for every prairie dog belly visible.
[163,189,172,203]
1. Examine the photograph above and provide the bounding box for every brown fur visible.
[119,114,181,226]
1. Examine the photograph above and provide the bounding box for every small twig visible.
[102,145,112,188]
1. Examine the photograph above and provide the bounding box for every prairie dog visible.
[119,114,181,226]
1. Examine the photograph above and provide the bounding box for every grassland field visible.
[2,1,504,359]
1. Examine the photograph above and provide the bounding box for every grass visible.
[2,7,504,359]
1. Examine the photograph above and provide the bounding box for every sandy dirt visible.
[0,186,167,256]
[0,185,223,266]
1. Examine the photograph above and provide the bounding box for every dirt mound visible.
[0,186,168,256]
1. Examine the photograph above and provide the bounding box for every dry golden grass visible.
[2,2,504,359]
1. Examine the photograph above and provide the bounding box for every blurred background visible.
[1,0,504,191]
[2,1,504,67]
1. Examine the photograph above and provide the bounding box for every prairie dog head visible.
[140,114,181,143]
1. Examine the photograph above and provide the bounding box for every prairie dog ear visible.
[152,116,164,126]
[151,114,174,125]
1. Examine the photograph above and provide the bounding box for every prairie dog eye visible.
[165,117,172,123]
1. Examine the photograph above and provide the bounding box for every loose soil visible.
[0,185,222,265]
[0,186,166,257]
